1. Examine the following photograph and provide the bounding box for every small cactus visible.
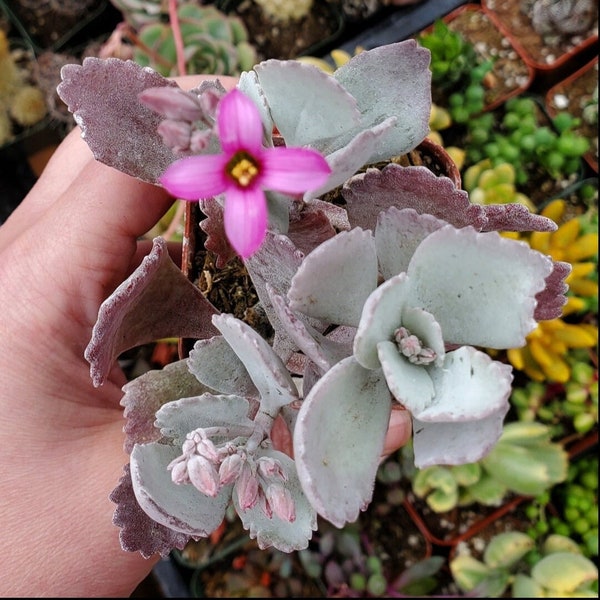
[253,0,314,22]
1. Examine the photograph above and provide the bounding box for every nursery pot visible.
[482,0,599,81]
[420,3,534,112]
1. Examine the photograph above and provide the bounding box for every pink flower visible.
[159,89,332,258]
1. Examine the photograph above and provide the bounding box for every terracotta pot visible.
[482,0,599,78]
[545,56,599,174]
[420,3,534,112]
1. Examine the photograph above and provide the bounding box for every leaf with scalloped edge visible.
[85,237,219,387]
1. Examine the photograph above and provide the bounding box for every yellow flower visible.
[503,199,598,382]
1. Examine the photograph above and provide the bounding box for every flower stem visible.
[169,0,187,76]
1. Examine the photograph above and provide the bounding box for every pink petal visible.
[217,89,264,155]
[160,154,228,199]
[260,147,331,194]
[223,186,267,258]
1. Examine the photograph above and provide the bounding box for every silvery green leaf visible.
[188,336,259,398]
[412,405,509,468]
[405,226,554,349]
[333,40,432,161]
[288,228,378,326]
[212,314,299,413]
[130,442,231,536]
[375,207,447,280]
[253,59,361,148]
[420,347,513,422]
[294,356,390,527]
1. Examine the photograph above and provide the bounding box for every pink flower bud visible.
[158,120,192,153]
[265,483,296,522]
[235,463,259,510]
[139,87,204,121]
[168,457,189,485]
[187,455,220,497]
[219,453,244,486]
[257,456,286,481]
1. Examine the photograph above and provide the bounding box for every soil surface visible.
[221,0,344,60]
[442,4,533,110]
[482,0,599,69]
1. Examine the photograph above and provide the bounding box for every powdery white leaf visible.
[405,226,554,349]
[294,356,391,527]
[375,207,447,280]
[288,228,378,326]
[333,40,432,161]
[155,394,254,443]
[131,442,232,537]
[253,59,361,148]
[188,336,259,398]
[420,346,513,422]
[212,314,299,413]
[412,404,509,468]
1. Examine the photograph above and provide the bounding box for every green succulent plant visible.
[133,3,257,77]
[463,159,535,212]
[451,532,599,597]
[464,96,590,184]
[252,0,314,23]
[411,422,569,513]
[109,0,182,29]
[416,19,493,124]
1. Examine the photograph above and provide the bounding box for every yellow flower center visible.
[227,151,260,187]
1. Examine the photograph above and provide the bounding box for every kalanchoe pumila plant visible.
[56,40,572,557]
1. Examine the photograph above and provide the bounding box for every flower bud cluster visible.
[168,428,296,522]
[139,84,225,154]
[394,326,437,365]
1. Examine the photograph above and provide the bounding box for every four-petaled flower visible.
[159,89,331,258]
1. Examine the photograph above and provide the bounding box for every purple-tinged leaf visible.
[534,260,572,321]
[343,165,557,233]
[121,359,213,453]
[58,58,178,182]
[110,464,190,559]
[85,237,219,387]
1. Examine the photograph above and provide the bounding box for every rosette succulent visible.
[56,40,571,556]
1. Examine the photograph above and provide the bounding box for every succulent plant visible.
[56,41,571,559]
[133,3,257,77]
[411,420,569,512]
[253,0,314,23]
[463,159,535,212]
[110,0,186,29]
[0,30,47,145]
[451,531,599,597]
[531,0,597,37]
